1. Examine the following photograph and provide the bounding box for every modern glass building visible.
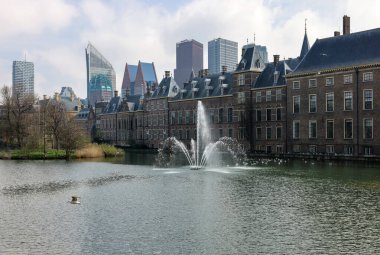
[12,60,34,97]
[85,43,116,106]
[208,38,238,74]
[174,39,203,87]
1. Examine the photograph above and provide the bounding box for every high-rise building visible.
[12,60,34,97]
[208,38,238,74]
[85,43,116,106]
[174,39,203,86]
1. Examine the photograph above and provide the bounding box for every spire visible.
[300,18,310,59]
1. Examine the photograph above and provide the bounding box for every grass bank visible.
[0,144,124,160]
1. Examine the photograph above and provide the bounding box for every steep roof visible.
[291,28,380,76]
[300,31,310,59]
[150,77,180,98]
[254,58,301,88]
[236,44,267,72]
[172,72,233,100]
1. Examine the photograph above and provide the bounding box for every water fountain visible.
[156,101,246,169]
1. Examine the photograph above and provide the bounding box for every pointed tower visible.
[300,19,310,60]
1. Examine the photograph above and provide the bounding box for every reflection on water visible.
[0,156,380,254]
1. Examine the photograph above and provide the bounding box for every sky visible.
[1,0,380,99]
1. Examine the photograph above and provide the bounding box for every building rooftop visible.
[291,28,380,76]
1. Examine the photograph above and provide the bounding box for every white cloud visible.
[1,0,380,98]
[0,0,78,39]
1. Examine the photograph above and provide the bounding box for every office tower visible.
[12,60,34,97]
[85,43,116,106]
[174,39,203,86]
[208,38,238,74]
[121,61,157,97]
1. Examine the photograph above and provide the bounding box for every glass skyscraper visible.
[208,38,238,74]
[12,60,34,97]
[86,43,116,106]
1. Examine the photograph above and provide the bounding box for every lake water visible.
[1,154,380,254]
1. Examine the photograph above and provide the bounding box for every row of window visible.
[292,145,374,155]
[256,108,282,121]
[292,118,373,140]
[140,127,246,141]
[170,108,235,125]
[256,126,282,140]
[292,72,373,89]
[255,89,283,102]
[293,89,374,113]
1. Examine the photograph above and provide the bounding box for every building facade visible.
[174,39,203,87]
[208,38,238,74]
[93,16,380,159]
[12,60,34,98]
[86,43,116,106]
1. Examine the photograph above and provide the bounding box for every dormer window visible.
[255,59,261,68]
[273,71,279,84]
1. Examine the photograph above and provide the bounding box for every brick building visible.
[94,15,380,159]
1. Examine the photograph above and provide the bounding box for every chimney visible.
[334,31,341,37]
[203,69,208,77]
[198,70,203,78]
[54,92,59,101]
[222,65,227,74]
[43,95,47,100]
[114,90,118,97]
[343,15,350,35]
[273,55,280,65]
[165,71,171,78]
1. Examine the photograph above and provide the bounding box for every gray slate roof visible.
[236,44,267,72]
[292,28,380,75]
[150,77,180,98]
[172,72,233,100]
[300,31,310,60]
[254,58,301,88]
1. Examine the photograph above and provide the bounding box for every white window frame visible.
[293,120,300,139]
[326,119,334,139]
[266,127,272,140]
[276,126,282,139]
[266,90,272,102]
[344,118,353,139]
[344,91,353,111]
[363,72,373,82]
[309,120,317,139]
[326,77,334,86]
[309,94,317,113]
[363,89,373,110]
[276,89,282,101]
[256,91,261,103]
[344,74,353,84]
[309,79,317,88]
[363,118,373,139]
[326,145,334,154]
[326,92,334,112]
[293,95,300,113]
[256,127,262,139]
[293,81,300,89]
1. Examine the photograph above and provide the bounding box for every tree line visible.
[0,85,89,158]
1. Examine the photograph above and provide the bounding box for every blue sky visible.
[1,0,380,99]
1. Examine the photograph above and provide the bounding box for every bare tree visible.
[45,100,66,150]
[59,118,89,159]
[1,85,37,147]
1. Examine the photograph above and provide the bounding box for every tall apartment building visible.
[12,60,34,97]
[208,38,238,74]
[85,43,116,106]
[174,39,203,87]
